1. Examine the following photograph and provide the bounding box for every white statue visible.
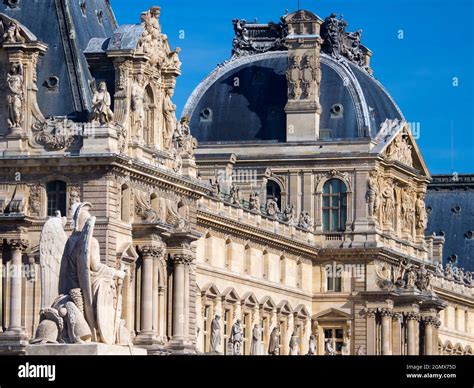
[7,63,24,129]
[307,334,317,355]
[210,315,221,353]
[325,339,335,355]
[230,319,243,355]
[91,81,114,125]
[163,89,177,150]
[131,74,146,141]
[289,331,299,355]
[250,324,261,355]
[32,202,126,345]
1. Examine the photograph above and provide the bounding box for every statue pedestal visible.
[25,343,147,356]
[165,338,196,355]
[0,330,30,355]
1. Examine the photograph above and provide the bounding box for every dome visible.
[183,51,404,143]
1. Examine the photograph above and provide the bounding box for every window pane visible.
[340,182,347,193]
[327,275,333,291]
[323,210,330,231]
[331,195,339,207]
[335,276,342,292]
[323,196,330,207]
[323,182,330,194]
[324,329,332,339]
[331,210,339,230]
[331,179,339,193]
[335,329,344,338]
[336,342,343,352]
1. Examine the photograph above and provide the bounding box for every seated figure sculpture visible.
[31,202,126,345]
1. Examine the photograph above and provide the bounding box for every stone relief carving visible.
[321,13,369,71]
[0,19,25,44]
[135,191,159,222]
[298,211,313,231]
[287,54,302,100]
[32,118,78,151]
[28,183,42,217]
[386,131,413,167]
[31,203,128,345]
[300,52,320,101]
[231,18,286,59]
[6,62,24,129]
[91,81,114,125]
[375,259,434,293]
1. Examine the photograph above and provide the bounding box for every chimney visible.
[283,10,323,142]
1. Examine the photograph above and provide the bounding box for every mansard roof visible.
[426,175,474,272]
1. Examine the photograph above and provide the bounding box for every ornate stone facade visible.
[0,4,472,358]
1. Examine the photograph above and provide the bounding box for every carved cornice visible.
[197,209,318,260]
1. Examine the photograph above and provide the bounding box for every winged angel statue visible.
[31,203,127,345]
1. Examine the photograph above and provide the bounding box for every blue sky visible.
[113,0,474,174]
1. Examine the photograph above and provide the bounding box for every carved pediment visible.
[313,308,351,322]
[375,119,429,176]
[0,13,38,46]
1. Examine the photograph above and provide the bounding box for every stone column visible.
[158,286,166,341]
[184,262,190,339]
[172,255,187,340]
[423,317,435,356]
[6,239,28,334]
[135,246,163,346]
[406,313,420,355]
[365,308,377,355]
[0,239,29,352]
[380,309,392,355]
[392,313,403,355]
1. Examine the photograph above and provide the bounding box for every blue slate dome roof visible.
[184,51,404,143]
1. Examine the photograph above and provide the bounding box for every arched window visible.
[322,179,347,232]
[266,181,281,209]
[47,180,67,217]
